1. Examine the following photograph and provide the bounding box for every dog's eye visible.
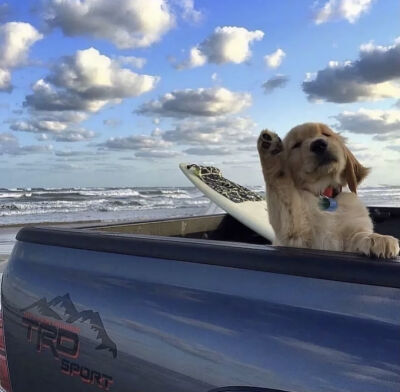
[292,141,302,149]
[322,132,331,137]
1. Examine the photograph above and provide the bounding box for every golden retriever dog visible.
[257,122,399,258]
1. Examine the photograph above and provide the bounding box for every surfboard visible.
[179,163,275,242]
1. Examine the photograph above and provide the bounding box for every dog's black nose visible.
[310,139,327,155]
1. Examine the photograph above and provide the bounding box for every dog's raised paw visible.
[362,233,400,259]
[258,130,283,155]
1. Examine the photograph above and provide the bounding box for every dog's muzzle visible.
[310,139,327,155]
[310,139,337,166]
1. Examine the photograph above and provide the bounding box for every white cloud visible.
[177,26,264,69]
[0,132,52,155]
[26,79,98,112]
[303,37,400,102]
[37,133,49,141]
[314,0,373,24]
[151,127,162,137]
[176,46,206,69]
[42,0,175,49]
[25,47,159,113]
[51,48,158,102]
[201,27,264,64]
[162,116,257,145]
[262,74,289,94]
[99,114,256,159]
[55,150,97,157]
[10,118,96,142]
[184,146,231,155]
[19,48,159,143]
[0,22,43,91]
[0,132,17,153]
[222,159,258,165]
[19,144,54,154]
[99,134,172,150]
[54,129,95,142]
[346,142,369,152]
[264,48,285,68]
[237,145,257,152]
[0,68,10,91]
[116,56,147,69]
[173,0,202,23]
[137,87,252,118]
[386,143,400,152]
[11,119,68,133]
[135,149,181,158]
[334,108,400,135]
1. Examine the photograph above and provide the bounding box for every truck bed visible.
[2,207,400,392]
[84,205,400,243]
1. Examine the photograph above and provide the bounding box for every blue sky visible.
[0,0,399,187]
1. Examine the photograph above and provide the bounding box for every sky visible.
[0,0,399,188]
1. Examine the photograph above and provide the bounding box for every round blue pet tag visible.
[319,196,338,212]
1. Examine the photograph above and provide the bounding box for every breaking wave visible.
[0,186,214,224]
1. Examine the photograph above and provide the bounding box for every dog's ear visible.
[343,146,370,194]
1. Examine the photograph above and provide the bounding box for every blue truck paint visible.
[2,211,400,392]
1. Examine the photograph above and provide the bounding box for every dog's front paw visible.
[257,129,283,156]
[360,233,400,259]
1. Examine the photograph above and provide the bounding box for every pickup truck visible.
[1,208,400,392]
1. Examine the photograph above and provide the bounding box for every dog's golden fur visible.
[257,122,399,258]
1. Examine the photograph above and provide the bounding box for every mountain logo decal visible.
[22,293,117,359]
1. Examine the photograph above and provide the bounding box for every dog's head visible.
[283,123,369,194]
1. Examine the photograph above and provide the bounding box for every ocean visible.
[0,186,218,226]
[1,185,400,226]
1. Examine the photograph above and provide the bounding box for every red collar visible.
[322,186,342,198]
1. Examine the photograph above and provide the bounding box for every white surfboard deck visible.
[179,163,275,242]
